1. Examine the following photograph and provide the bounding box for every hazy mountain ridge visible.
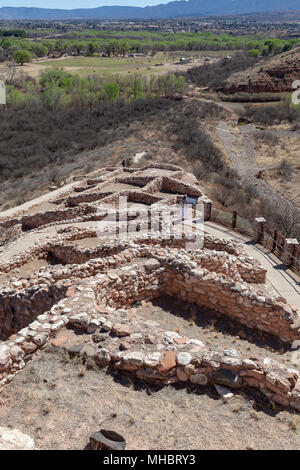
[0,0,300,20]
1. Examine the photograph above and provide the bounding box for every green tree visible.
[32,43,48,58]
[71,41,85,56]
[13,50,32,65]
[55,40,67,56]
[119,40,130,57]
[86,42,97,56]
[248,49,260,58]
[105,40,119,57]
[40,67,71,89]
[104,81,119,102]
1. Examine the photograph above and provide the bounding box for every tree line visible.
[1,29,299,64]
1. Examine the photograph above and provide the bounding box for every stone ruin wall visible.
[95,258,297,343]
[1,263,299,411]
[0,226,255,275]
[161,176,202,197]
[162,269,297,343]
[0,282,67,340]
[46,240,265,284]
[0,163,208,238]
[0,163,299,412]
[0,237,290,346]
[20,204,96,230]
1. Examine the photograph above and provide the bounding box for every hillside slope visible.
[221,47,300,94]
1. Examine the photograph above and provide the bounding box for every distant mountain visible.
[0,0,300,20]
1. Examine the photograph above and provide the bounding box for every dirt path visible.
[0,182,78,220]
[185,85,239,121]
[215,121,300,218]
[185,87,299,212]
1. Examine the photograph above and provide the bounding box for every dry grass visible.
[42,403,52,415]
[255,132,300,207]
[0,345,299,450]
[289,417,299,431]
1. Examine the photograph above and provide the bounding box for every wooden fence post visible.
[272,230,278,253]
[232,211,237,229]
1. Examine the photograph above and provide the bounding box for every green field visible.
[31,50,236,79]
[38,56,162,77]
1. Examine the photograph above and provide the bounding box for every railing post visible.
[232,211,237,229]
[252,217,266,243]
[283,238,299,267]
[207,201,212,221]
[198,196,212,221]
[272,230,278,253]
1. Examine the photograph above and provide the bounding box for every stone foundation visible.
[0,272,299,412]
[0,163,299,413]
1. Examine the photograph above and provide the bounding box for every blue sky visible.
[0,0,173,8]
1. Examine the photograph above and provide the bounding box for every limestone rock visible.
[0,427,35,450]
[177,366,189,382]
[122,351,144,367]
[9,345,24,362]
[0,345,11,371]
[21,342,37,355]
[215,384,234,402]
[189,373,208,385]
[176,352,192,367]
[144,352,161,368]
[111,323,131,337]
[94,348,111,368]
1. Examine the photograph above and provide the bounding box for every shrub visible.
[13,50,32,65]
[219,92,282,103]
[248,49,260,58]
[242,100,300,125]
[277,159,292,181]
[184,53,259,90]
[40,67,72,89]
[104,82,120,102]
[167,106,225,172]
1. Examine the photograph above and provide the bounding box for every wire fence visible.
[211,206,233,229]
[208,205,300,275]
[211,206,253,237]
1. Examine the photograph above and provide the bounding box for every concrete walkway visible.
[0,221,100,262]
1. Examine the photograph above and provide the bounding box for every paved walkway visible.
[0,221,100,262]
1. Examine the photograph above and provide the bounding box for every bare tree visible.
[0,61,27,86]
[263,197,300,239]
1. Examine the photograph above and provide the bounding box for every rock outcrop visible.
[221,47,300,94]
